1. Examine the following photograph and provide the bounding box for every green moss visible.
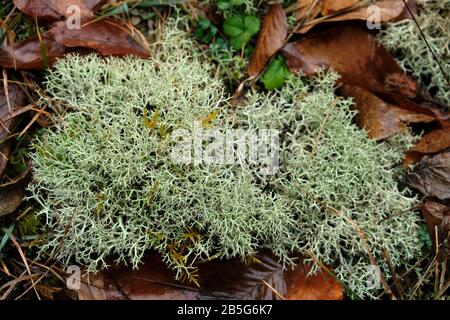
[379,0,450,105]
[29,24,421,298]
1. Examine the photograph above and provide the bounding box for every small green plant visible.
[194,16,219,44]
[217,0,246,11]
[261,55,291,90]
[223,14,260,50]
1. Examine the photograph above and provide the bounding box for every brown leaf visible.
[404,151,450,200]
[248,4,287,77]
[394,0,418,22]
[0,183,26,217]
[1,84,26,177]
[298,0,406,34]
[284,264,343,300]
[294,0,323,22]
[421,201,450,255]
[0,35,69,70]
[0,164,31,218]
[321,0,360,15]
[339,85,434,140]
[48,19,150,58]
[78,253,343,300]
[404,128,450,167]
[14,0,105,22]
[282,26,407,93]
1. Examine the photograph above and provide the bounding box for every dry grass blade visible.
[1,228,40,300]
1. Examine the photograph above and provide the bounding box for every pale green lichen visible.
[379,0,450,105]
[29,24,421,298]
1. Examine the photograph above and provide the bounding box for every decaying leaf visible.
[321,0,360,15]
[405,128,450,167]
[340,85,434,140]
[404,151,450,200]
[14,0,106,22]
[78,253,343,300]
[0,36,69,70]
[394,0,418,22]
[248,4,287,77]
[421,201,450,254]
[0,163,31,218]
[294,0,323,22]
[48,19,150,58]
[0,183,26,217]
[298,0,407,34]
[282,26,408,94]
[0,84,26,177]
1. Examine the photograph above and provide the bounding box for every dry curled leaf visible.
[248,4,287,77]
[48,19,150,58]
[0,164,31,218]
[78,253,343,300]
[298,0,406,34]
[321,0,360,15]
[294,0,323,22]
[394,0,418,22]
[404,151,450,200]
[0,35,69,70]
[14,0,105,22]
[0,183,26,217]
[0,84,26,177]
[404,128,450,167]
[339,85,434,140]
[421,201,450,255]
[282,26,407,94]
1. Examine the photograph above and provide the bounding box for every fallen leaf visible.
[393,0,418,22]
[321,0,360,15]
[339,85,434,140]
[0,35,69,70]
[421,201,450,254]
[404,128,450,167]
[298,0,406,34]
[248,4,287,77]
[403,151,450,200]
[78,253,343,300]
[0,84,26,177]
[48,19,150,58]
[294,0,323,22]
[0,164,31,218]
[0,183,26,217]
[282,26,409,94]
[14,0,106,22]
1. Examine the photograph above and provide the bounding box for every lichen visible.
[379,0,450,106]
[29,23,421,298]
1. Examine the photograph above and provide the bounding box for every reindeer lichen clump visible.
[30,25,421,298]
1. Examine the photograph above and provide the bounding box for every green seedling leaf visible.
[136,0,190,7]
[223,15,260,50]
[217,0,246,11]
[194,17,218,44]
[261,55,290,90]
